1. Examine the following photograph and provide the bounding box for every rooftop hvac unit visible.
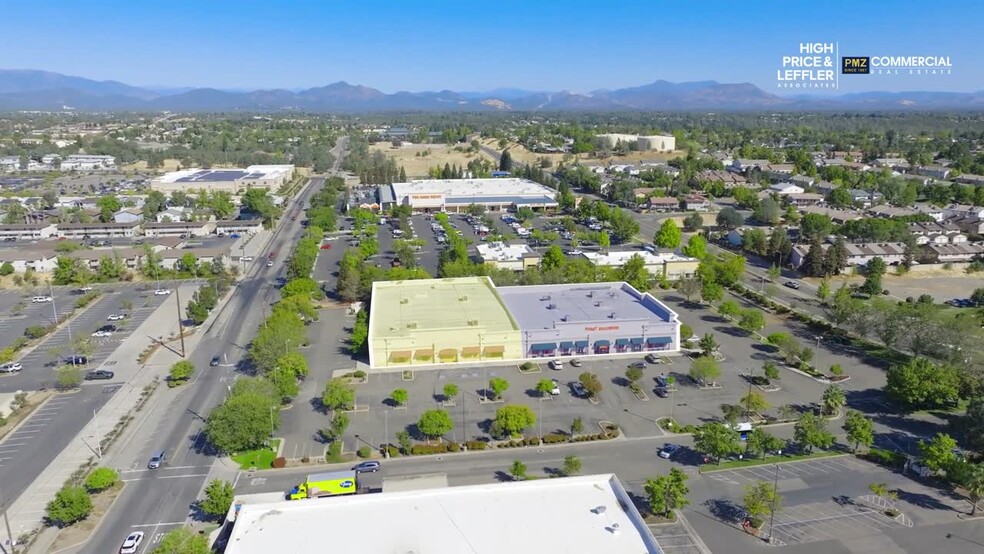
[468,320,479,326]
[594,301,602,307]
[609,312,616,319]
[458,296,468,301]
[406,322,417,329]
[547,304,556,309]
[400,298,409,304]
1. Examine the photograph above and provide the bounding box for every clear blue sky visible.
[4,0,981,94]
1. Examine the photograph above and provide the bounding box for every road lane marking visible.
[121,473,208,482]
[129,522,186,528]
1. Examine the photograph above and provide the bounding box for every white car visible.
[549,379,561,396]
[92,330,113,338]
[266,260,274,267]
[549,359,564,370]
[154,289,171,296]
[0,362,23,374]
[242,256,254,262]
[658,444,681,459]
[31,295,53,303]
[119,531,144,554]
[78,286,93,292]
[107,314,126,321]
[565,249,583,256]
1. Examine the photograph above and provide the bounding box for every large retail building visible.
[368,277,680,368]
[378,177,558,213]
[150,165,294,194]
[223,474,664,554]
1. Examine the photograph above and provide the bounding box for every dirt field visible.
[370,143,492,178]
[480,138,684,168]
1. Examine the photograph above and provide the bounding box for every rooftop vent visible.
[458,296,468,301]
[400,298,409,304]
[467,319,479,326]
[406,322,417,329]
[594,301,601,307]
[609,312,616,319]
[547,303,556,309]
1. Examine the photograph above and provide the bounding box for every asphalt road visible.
[83,144,346,554]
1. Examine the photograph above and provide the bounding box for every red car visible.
[320,244,332,250]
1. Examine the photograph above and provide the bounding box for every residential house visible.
[908,222,966,245]
[159,247,234,271]
[215,219,264,235]
[143,221,215,238]
[955,174,984,186]
[868,205,919,218]
[785,193,824,206]
[730,159,770,174]
[913,203,945,222]
[790,241,907,270]
[647,197,680,212]
[789,175,817,188]
[693,169,748,189]
[943,204,984,220]
[0,249,57,273]
[726,228,747,248]
[769,183,805,195]
[925,243,984,263]
[113,208,143,224]
[0,223,58,240]
[916,165,951,180]
[763,163,795,180]
[632,188,655,206]
[811,181,839,196]
[796,205,862,225]
[684,195,710,212]
[945,215,984,237]
[872,158,910,171]
[57,221,140,238]
[156,207,188,223]
[0,156,20,171]
[848,189,883,208]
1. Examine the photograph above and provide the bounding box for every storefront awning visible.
[389,350,412,362]
[629,337,644,345]
[438,348,458,360]
[594,340,611,347]
[483,345,505,356]
[574,340,589,348]
[614,338,630,346]
[530,343,557,352]
[647,337,672,345]
[413,348,434,359]
[559,341,575,349]
[461,346,481,356]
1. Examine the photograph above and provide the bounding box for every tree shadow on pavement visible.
[703,498,745,526]
[895,488,957,512]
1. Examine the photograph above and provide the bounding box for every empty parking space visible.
[0,395,72,470]
[704,456,871,486]
[647,520,706,554]
[766,499,910,547]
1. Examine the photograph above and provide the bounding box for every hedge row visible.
[571,433,613,442]
[410,442,461,455]
[541,433,567,444]
[465,440,488,450]
[861,447,906,469]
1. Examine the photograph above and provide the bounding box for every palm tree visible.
[821,385,846,416]
[965,464,984,517]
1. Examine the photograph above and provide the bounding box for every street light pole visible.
[768,462,780,544]
[93,408,102,459]
[269,406,276,438]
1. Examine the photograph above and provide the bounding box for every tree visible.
[689,356,721,385]
[738,308,765,334]
[268,366,299,404]
[563,455,582,476]
[541,245,566,272]
[701,281,723,304]
[963,464,984,516]
[654,219,682,249]
[860,256,887,295]
[683,212,703,232]
[151,528,210,554]
[169,360,195,386]
[417,409,454,441]
[322,378,355,411]
[716,207,744,229]
[868,482,898,503]
[885,358,960,410]
[843,410,875,452]
[199,479,235,520]
[390,388,409,406]
[763,362,780,382]
[536,378,556,398]
[694,422,740,463]
[743,481,781,528]
[698,333,718,356]
[442,383,459,402]
[56,366,82,390]
[578,372,602,397]
[599,230,610,251]
[821,385,845,416]
[741,391,770,417]
[753,197,781,225]
[492,405,536,438]
[619,254,652,291]
[745,427,783,459]
[803,238,826,277]
[499,149,513,172]
[681,234,707,259]
[0,261,13,276]
[645,468,691,518]
[45,485,92,527]
[718,299,741,320]
[510,459,528,481]
[206,387,279,453]
[793,412,834,453]
[677,276,702,302]
[957,397,984,452]
[489,377,510,400]
[800,213,833,241]
[276,351,309,378]
[625,366,644,384]
[816,278,831,304]
[84,467,118,492]
[971,287,984,307]
[918,433,958,472]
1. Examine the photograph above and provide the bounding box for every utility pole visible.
[93,409,102,459]
[175,286,185,357]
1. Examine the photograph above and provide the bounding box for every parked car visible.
[107,314,126,321]
[210,355,221,367]
[77,286,93,293]
[654,387,669,398]
[352,461,381,473]
[31,295,53,303]
[266,260,274,267]
[65,356,88,365]
[565,249,583,256]
[569,359,583,367]
[658,443,681,459]
[783,281,801,290]
[654,375,669,388]
[91,330,113,338]
[549,359,564,370]
[570,381,587,397]
[645,354,661,364]
[147,450,167,469]
[230,233,241,238]
[154,289,171,296]
[85,369,115,380]
[119,531,144,554]
[242,256,254,262]
[627,361,646,370]
[0,362,23,374]
[549,379,561,395]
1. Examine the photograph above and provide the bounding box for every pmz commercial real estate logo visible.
[777,42,953,89]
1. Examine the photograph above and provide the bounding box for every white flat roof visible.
[583,250,698,266]
[226,474,662,554]
[391,177,557,199]
[476,241,537,262]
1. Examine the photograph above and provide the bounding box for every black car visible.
[654,387,669,398]
[627,361,646,370]
[645,354,661,364]
[85,370,114,380]
[65,356,88,365]
[654,375,669,388]
[210,355,221,367]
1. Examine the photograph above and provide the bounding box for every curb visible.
[699,452,850,474]
[46,481,129,554]
[0,391,54,444]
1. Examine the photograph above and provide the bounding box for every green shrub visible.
[325,442,343,463]
[386,445,401,458]
[24,325,47,339]
[83,467,118,492]
[357,446,371,458]
[862,448,905,469]
[45,485,92,527]
[447,442,461,452]
[542,433,567,444]
[465,440,488,450]
[353,370,367,379]
[411,443,451,455]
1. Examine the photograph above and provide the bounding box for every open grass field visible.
[480,138,684,167]
[370,143,491,178]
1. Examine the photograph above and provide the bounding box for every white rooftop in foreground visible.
[226,473,663,554]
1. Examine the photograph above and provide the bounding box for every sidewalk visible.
[5,282,204,541]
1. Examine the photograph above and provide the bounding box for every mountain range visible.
[0,69,981,112]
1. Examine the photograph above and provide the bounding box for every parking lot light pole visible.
[815,335,822,350]
[768,462,780,544]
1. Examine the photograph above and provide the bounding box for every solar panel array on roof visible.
[176,170,250,183]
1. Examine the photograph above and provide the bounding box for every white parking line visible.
[129,522,185,528]
[121,473,208,482]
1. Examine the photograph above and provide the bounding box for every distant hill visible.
[0,69,979,112]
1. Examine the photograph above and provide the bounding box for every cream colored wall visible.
[370,327,523,368]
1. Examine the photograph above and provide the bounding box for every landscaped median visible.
[699,449,845,473]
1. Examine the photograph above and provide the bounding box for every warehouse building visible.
[223,474,664,554]
[597,133,676,152]
[150,165,294,194]
[368,277,680,369]
[379,178,558,213]
[582,250,699,281]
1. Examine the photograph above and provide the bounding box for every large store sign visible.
[584,325,619,332]
[410,194,443,200]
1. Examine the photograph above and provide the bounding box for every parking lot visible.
[765,499,911,547]
[703,455,874,488]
